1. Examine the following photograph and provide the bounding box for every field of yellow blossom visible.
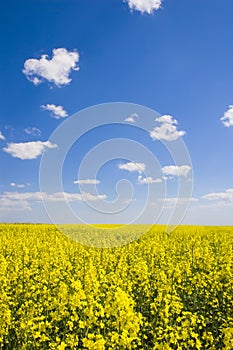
[0,223,233,349]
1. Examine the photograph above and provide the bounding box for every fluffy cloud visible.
[156,115,178,124]
[41,104,68,119]
[124,113,139,123]
[125,0,163,14]
[0,198,31,211]
[43,192,107,202]
[73,179,100,185]
[202,189,233,202]
[162,165,191,177]
[220,105,233,127]
[118,162,146,174]
[150,115,186,141]
[0,191,107,211]
[24,127,41,136]
[137,175,162,184]
[3,191,106,202]
[0,131,5,140]
[3,141,57,160]
[23,48,79,87]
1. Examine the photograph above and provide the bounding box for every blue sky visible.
[1,0,233,225]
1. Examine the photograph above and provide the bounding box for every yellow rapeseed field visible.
[0,224,233,349]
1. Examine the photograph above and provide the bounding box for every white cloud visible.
[23,48,79,87]
[0,198,32,212]
[0,131,5,140]
[162,165,191,177]
[10,182,25,188]
[3,191,106,202]
[73,179,100,185]
[125,0,163,14]
[41,104,68,119]
[159,197,198,208]
[124,113,139,123]
[162,197,198,204]
[220,105,233,127]
[155,115,178,124]
[24,127,41,136]
[202,189,233,202]
[150,115,186,141]
[118,162,146,174]
[45,192,106,202]
[0,191,107,211]
[0,192,42,212]
[3,141,57,160]
[137,175,162,184]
